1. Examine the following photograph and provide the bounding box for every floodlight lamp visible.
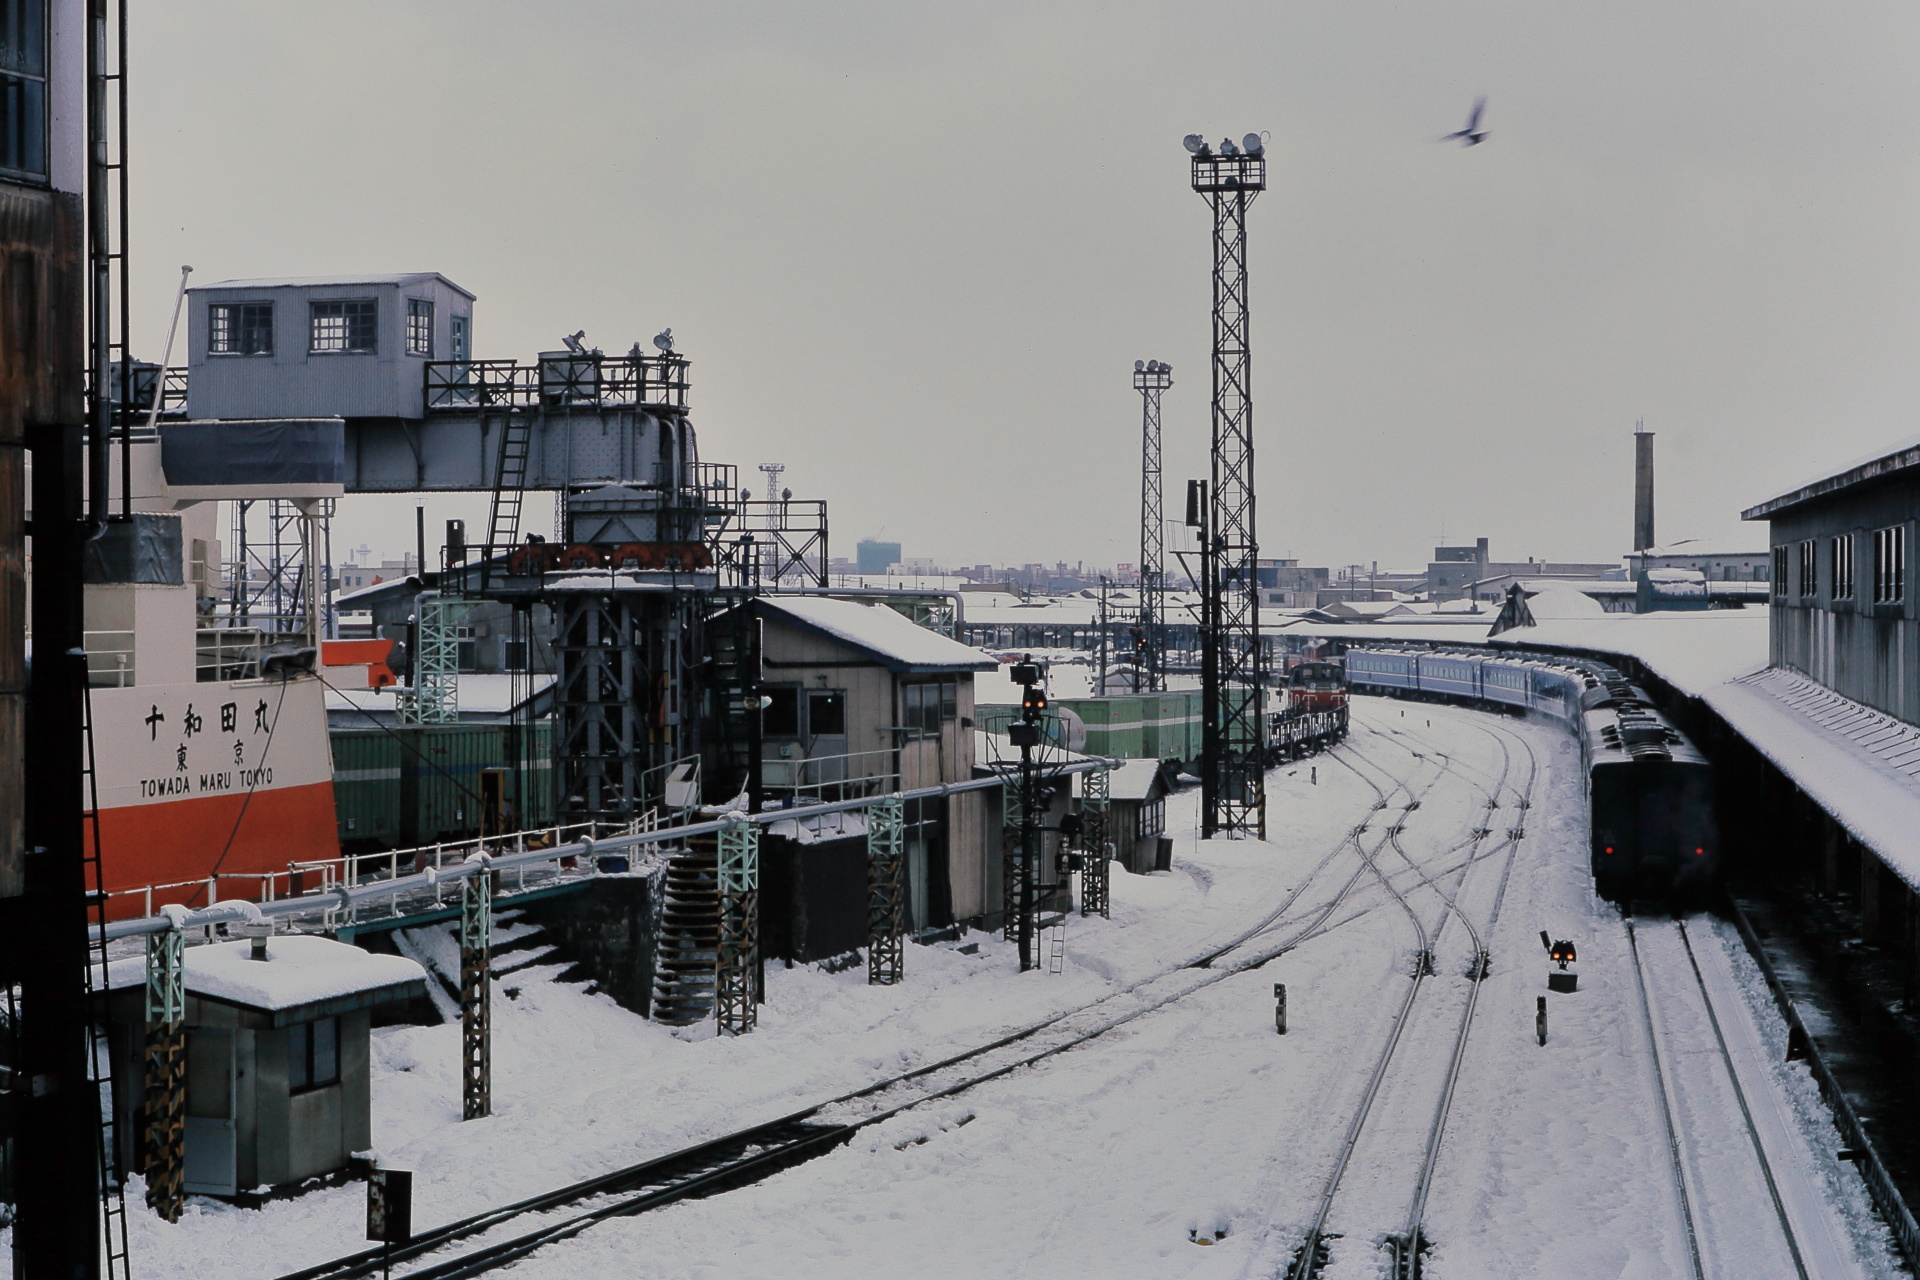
[1220,138,1239,157]
[1182,133,1208,156]
[1243,133,1265,157]
[1134,359,1145,372]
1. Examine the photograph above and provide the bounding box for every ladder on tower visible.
[81,682,133,1279]
[484,408,536,584]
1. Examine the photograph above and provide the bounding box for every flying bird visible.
[652,328,675,354]
[1440,97,1488,147]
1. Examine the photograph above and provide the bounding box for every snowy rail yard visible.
[6,698,1894,1280]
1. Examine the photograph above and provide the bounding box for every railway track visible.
[1622,911,1859,1280]
[1280,713,1538,1280]
[275,721,1479,1280]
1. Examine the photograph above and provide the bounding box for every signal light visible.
[1603,846,1614,854]
[1022,689,1048,715]
[1695,847,1705,856]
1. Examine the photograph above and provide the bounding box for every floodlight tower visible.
[1134,360,1172,692]
[1187,132,1266,839]
[759,463,786,503]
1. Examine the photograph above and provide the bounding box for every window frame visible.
[1831,534,1855,602]
[1798,539,1818,600]
[209,301,275,356]
[0,0,48,184]
[1771,546,1788,599]
[450,314,470,362]
[286,1015,340,1094]
[1875,525,1907,606]
[309,298,379,355]
[406,297,434,357]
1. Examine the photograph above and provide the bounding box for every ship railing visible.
[84,630,136,688]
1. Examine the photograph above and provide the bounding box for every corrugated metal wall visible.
[329,721,553,850]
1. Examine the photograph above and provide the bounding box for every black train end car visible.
[1584,686,1718,904]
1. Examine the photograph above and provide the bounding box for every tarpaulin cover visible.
[84,512,182,584]
[161,418,345,487]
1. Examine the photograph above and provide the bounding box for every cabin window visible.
[1798,540,1817,599]
[1137,798,1165,840]
[287,1017,340,1093]
[0,0,46,181]
[210,302,274,356]
[407,298,434,356]
[903,680,958,734]
[1875,526,1906,605]
[1831,534,1855,601]
[1771,546,1787,598]
[310,299,378,354]
[450,314,469,361]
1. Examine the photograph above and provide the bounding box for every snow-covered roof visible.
[1704,669,1920,891]
[108,935,425,1012]
[1635,538,1768,559]
[760,596,996,672]
[197,271,476,300]
[1522,587,1608,620]
[1743,433,1920,521]
[1298,607,1769,697]
[1105,758,1168,802]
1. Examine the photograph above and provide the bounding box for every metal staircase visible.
[650,840,720,1025]
[483,408,536,584]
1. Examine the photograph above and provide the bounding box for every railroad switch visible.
[1404,800,1420,811]
[1415,950,1435,977]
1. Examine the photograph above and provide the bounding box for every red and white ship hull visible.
[91,673,338,914]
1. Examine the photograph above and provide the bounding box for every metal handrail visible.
[424,353,691,412]
[98,759,1121,942]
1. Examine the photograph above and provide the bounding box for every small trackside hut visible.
[734,596,999,946]
[1104,759,1173,874]
[106,935,426,1198]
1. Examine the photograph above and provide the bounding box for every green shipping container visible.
[330,721,554,851]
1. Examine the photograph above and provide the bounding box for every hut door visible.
[183,1029,237,1196]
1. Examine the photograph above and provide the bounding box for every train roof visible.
[1584,700,1708,768]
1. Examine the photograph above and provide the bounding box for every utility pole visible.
[1187,132,1266,839]
[1134,360,1172,692]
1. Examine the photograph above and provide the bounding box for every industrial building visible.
[1425,538,1624,602]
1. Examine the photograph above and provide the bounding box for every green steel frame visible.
[460,866,492,1119]
[141,927,184,1221]
[715,818,761,1034]
[867,796,905,985]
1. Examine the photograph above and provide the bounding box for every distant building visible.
[1427,538,1623,601]
[1252,559,1330,608]
[857,539,902,575]
[1626,538,1768,582]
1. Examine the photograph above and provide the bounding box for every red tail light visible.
[1695,847,1705,856]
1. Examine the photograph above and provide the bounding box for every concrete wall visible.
[515,879,655,1015]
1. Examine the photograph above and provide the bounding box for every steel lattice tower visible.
[1134,361,1172,692]
[1191,139,1266,839]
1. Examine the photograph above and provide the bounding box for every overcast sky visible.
[132,1,1920,572]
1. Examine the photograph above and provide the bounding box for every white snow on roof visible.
[1522,587,1608,620]
[1637,538,1767,558]
[763,596,996,670]
[1105,758,1166,801]
[1705,669,1920,892]
[197,271,475,299]
[108,935,425,1011]
[1304,607,1769,697]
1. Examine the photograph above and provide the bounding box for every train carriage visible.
[1343,643,1718,904]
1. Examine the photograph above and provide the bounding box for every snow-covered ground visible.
[3,699,1901,1279]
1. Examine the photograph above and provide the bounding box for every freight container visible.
[328,721,553,851]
